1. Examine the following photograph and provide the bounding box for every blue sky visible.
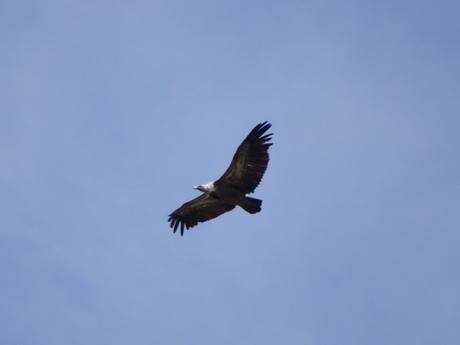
[1,1,459,344]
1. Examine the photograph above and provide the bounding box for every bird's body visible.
[168,121,273,235]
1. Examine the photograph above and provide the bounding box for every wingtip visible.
[168,215,194,235]
[247,121,272,140]
[259,121,271,129]
[257,121,272,135]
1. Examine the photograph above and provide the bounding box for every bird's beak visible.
[193,186,199,190]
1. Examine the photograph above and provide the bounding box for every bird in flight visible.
[168,121,273,235]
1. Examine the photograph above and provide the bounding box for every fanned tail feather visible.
[240,197,262,214]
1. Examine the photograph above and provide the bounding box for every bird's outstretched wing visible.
[216,121,273,194]
[168,194,235,235]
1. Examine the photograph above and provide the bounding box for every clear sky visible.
[1,1,459,344]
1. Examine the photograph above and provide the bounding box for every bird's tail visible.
[240,197,262,214]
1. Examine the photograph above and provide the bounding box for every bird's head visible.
[193,181,215,193]
[193,185,206,193]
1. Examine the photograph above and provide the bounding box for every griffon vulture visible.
[168,121,273,235]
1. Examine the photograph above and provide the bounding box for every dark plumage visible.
[168,121,273,235]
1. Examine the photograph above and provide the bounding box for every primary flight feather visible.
[168,121,273,235]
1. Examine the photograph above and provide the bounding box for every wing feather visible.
[216,121,273,194]
[168,194,235,235]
